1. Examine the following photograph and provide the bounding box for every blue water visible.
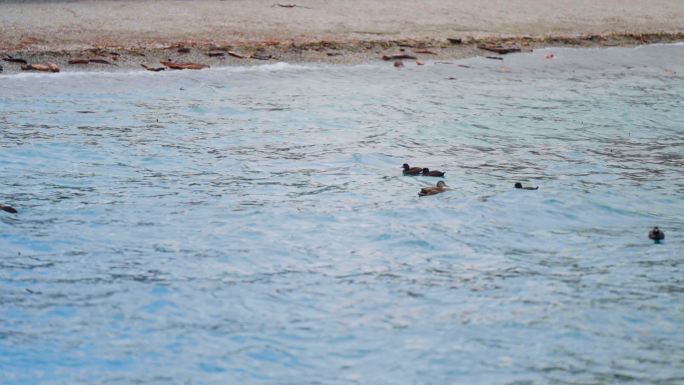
[1,45,683,384]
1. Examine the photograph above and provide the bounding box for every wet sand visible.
[1,0,684,72]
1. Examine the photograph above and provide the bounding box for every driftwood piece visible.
[141,64,166,72]
[68,58,90,64]
[485,56,504,61]
[275,3,312,8]
[89,58,115,65]
[228,51,247,59]
[447,38,463,44]
[228,51,273,60]
[3,55,28,64]
[177,47,191,53]
[251,52,273,60]
[21,63,60,72]
[160,61,209,70]
[415,50,436,55]
[478,45,521,54]
[206,51,226,57]
[382,54,417,61]
[69,57,115,65]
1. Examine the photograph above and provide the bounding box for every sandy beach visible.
[1,0,684,71]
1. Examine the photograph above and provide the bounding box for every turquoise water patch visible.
[0,45,683,384]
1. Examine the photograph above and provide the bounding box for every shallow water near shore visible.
[1,45,683,384]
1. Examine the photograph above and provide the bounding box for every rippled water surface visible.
[1,45,684,384]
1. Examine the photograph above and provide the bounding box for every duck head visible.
[514,182,523,189]
[436,181,447,188]
[422,168,430,173]
[402,163,410,170]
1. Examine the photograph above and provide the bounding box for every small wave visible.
[0,62,385,81]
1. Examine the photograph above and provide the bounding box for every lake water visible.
[1,45,683,385]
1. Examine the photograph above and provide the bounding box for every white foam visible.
[0,61,385,81]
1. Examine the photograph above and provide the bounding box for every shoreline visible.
[2,32,684,74]
[2,0,684,74]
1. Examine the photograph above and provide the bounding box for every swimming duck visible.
[419,181,449,196]
[0,204,17,214]
[514,182,538,190]
[402,163,423,175]
[422,168,445,177]
[649,227,665,241]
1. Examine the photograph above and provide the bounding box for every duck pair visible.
[402,164,447,196]
[402,164,445,177]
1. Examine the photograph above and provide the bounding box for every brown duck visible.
[418,181,448,196]
[0,204,18,214]
[422,168,445,177]
[402,163,423,175]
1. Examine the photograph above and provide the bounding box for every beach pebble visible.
[545,52,555,59]
[394,60,404,68]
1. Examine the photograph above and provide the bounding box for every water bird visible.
[422,168,445,177]
[402,163,423,175]
[649,227,665,241]
[1,204,18,214]
[514,182,538,190]
[419,181,448,196]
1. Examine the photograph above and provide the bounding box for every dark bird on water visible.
[419,181,449,196]
[514,182,538,190]
[402,163,423,175]
[649,227,665,241]
[0,204,18,214]
[422,168,445,177]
